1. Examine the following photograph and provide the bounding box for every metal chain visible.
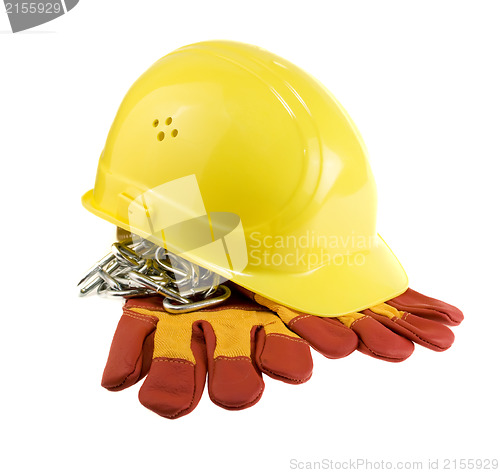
[78,237,230,313]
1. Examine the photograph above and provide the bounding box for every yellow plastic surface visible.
[82,40,408,316]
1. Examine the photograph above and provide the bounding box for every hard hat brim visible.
[83,190,408,316]
[228,234,409,317]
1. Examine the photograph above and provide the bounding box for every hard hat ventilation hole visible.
[154,117,176,141]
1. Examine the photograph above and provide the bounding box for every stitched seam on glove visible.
[124,310,158,326]
[201,304,269,313]
[350,315,368,328]
[361,343,407,361]
[263,367,311,383]
[215,356,253,362]
[398,313,447,349]
[106,370,141,390]
[265,333,309,345]
[287,314,312,328]
[152,358,195,366]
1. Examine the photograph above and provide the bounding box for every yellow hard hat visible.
[82,40,408,316]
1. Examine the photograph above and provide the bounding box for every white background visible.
[1,1,499,472]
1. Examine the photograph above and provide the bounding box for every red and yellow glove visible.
[102,285,463,419]
[102,294,312,419]
[245,287,463,362]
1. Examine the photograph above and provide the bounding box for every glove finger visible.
[291,316,358,359]
[387,288,464,326]
[364,308,455,352]
[138,326,207,419]
[254,294,358,359]
[339,314,414,362]
[135,302,208,419]
[254,321,312,384]
[201,314,264,411]
[101,305,158,391]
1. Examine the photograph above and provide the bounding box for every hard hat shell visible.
[82,40,408,316]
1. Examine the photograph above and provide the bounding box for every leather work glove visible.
[240,287,463,363]
[101,294,313,419]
